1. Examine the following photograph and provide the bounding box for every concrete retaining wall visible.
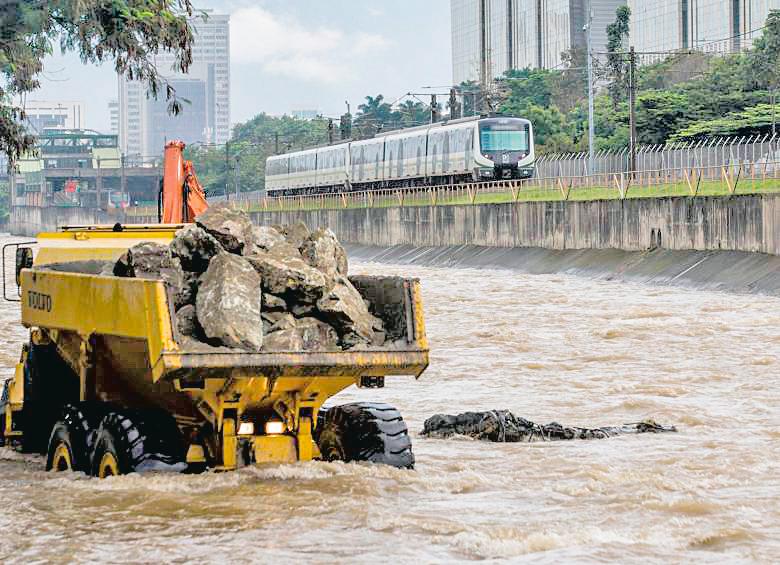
[10,193,780,256]
[245,194,780,255]
[9,206,122,237]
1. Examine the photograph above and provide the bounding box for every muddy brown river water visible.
[0,245,778,563]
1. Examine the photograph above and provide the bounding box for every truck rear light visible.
[238,422,254,436]
[265,420,284,435]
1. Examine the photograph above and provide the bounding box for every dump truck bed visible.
[20,269,428,383]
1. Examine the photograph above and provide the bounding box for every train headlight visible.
[479,168,494,178]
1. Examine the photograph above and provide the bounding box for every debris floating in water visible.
[421,410,677,442]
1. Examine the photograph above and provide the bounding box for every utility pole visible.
[628,46,638,176]
[449,88,461,120]
[772,87,777,138]
[340,101,352,140]
[224,141,230,200]
[274,132,279,154]
[235,156,240,198]
[585,1,595,174]
[431,94,439,123]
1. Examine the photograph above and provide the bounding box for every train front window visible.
[479,123,529,152]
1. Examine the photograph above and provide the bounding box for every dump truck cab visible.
[2,224,428,476]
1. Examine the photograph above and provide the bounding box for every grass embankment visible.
[125,176,780,217]
[244,177,780,213]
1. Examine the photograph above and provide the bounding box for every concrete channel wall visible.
[9,206,117,237]
[9,193,780,255]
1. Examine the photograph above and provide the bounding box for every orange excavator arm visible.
[160,140,209,223]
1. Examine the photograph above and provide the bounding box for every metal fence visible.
[123,157,780,219]
[123,136,780,217]
[536,135,780,178]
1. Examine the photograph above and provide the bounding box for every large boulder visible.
[245,225,287,256]
[195,253,263,350]
[170,225,224,273]
[246,247,330,304]
[316,276,383,348]
[300,227,348,278]
[115,242,190,309]
[263,317,339,352]
[281,221,311,250]
[195,205,254,254]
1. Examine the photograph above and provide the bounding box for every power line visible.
[597,23,771,59]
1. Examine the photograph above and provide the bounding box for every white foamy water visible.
[0,245,778,563]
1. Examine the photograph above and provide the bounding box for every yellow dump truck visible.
[0,224,428,477]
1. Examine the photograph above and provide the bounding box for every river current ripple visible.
[0,249,778,563]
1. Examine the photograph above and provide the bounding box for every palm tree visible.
[355,94,396,135]
[397,100,428,127]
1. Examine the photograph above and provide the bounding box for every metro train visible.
[265,116,535,195]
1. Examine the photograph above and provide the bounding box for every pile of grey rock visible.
[113,206,385,352]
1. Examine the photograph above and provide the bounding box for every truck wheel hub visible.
[52,444,73,472]
[98,452,120,478]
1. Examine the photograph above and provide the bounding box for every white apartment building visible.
[118,11,230,158]
[21,101,84,133]
[108,100,119,135]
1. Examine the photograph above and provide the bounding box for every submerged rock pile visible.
[421,411,677,442]
[113,206,385,352]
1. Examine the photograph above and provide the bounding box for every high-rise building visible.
[118,10,230,158]
[451,0,627,85]
[629,0,780,55]
[21,101,84,134]
[108,100,119,135]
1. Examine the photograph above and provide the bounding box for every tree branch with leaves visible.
[0,0,197,162]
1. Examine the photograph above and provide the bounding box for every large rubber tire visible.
[317,402,414,469]
[46,403,110,473]
[90,411,187,478]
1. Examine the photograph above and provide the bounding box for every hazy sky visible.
[30,0,452,133]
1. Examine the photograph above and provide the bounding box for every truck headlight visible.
[238,422,255,436]
[265,420,285,435]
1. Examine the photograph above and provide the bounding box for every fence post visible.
[722,165,741,194]
[557,177,571,200]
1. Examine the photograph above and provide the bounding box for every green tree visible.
[604,5,631,107]
[354,95,397,137]
[635,91,689,144]
[0,0,196,162]
[502,68,554,107]
[185,113,330,195]
[551,48,588,113]
[397,100,428,127]
[670,103,780,140]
